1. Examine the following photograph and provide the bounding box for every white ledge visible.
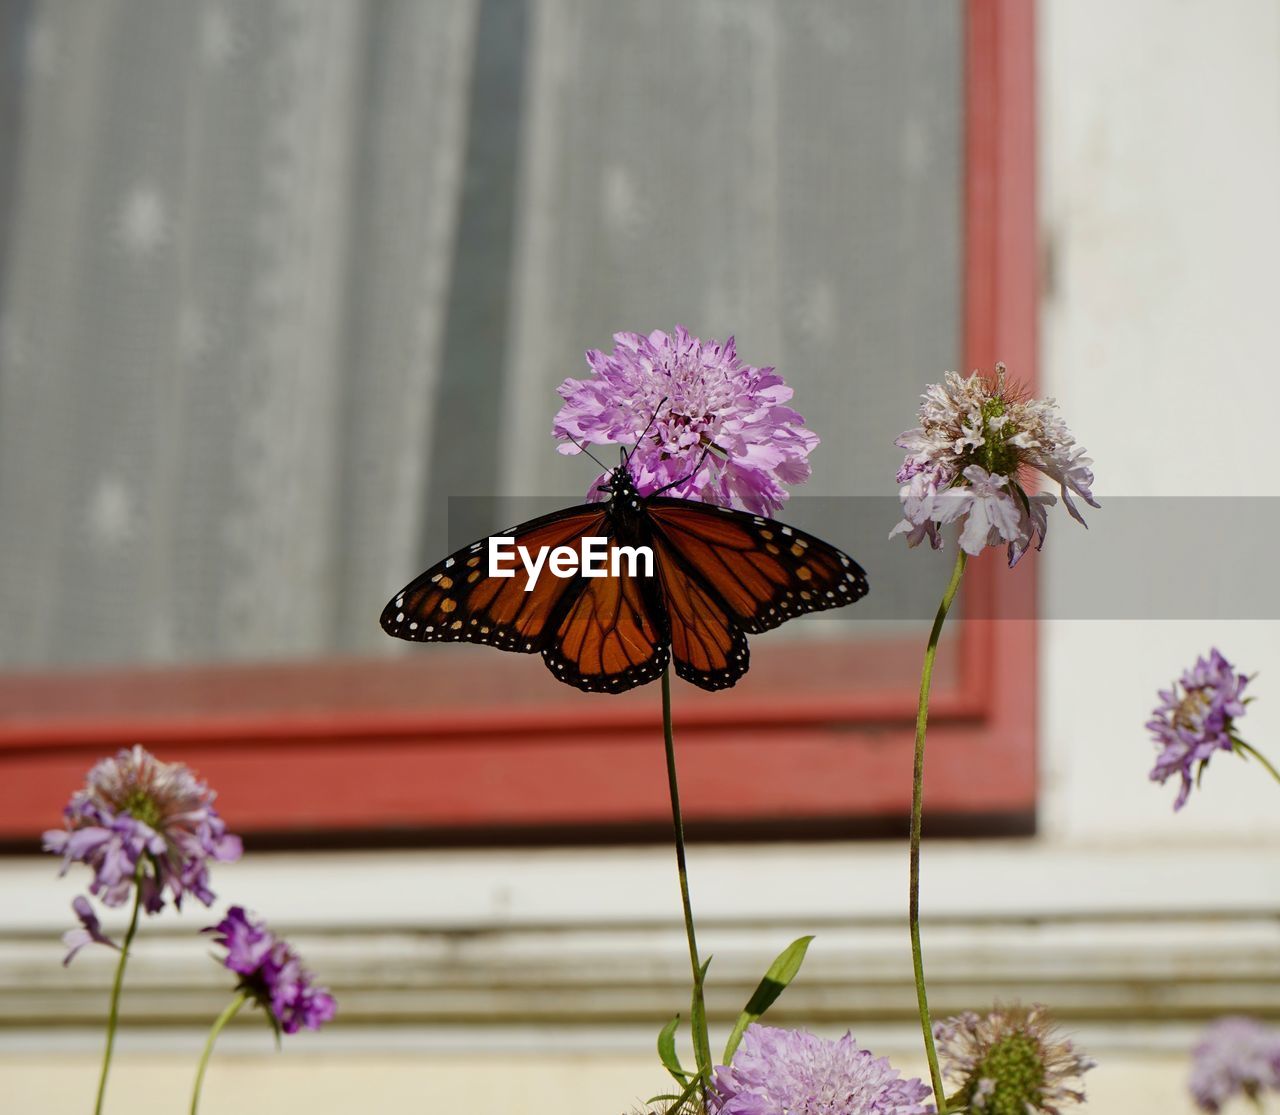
[8,839,1280,932]
[4,841,1278,1035]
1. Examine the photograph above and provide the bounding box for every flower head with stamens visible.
[553,326,818,516]
[43,745,242,914]
[206,906,336,1035]
[891,365,1097,566]
[709,1023,934,1115]
[1189,1016,1280,1113]
[1147,649,1252,810]
[934,1004,1094,1115]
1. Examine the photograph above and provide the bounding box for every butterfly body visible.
[381,462,868,693]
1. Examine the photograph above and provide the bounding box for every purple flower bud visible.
[1190,1017,1280,1112]
[206,907,336,1035]
[1147,649,1251,809]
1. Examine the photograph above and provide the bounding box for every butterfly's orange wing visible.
[381,506,607,652]
[541,556,670,693]
[647,527,750,690]
[647,498,868,643]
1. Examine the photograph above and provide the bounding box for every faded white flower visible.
[891,366,1096,566]
[935,1004,1095,1115]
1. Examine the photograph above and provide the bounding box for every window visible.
[0,0,1035,844]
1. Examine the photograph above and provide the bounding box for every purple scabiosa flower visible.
[1189,1016,1280,1113]
[61,896,120,966]
[891,365,1097,566]
[1147,649,1252,810]
[709,1023,934,1115]
[934,1004,1094,1115]
[206,906,336,1034]
[43,745,242,913]
[553,326,818,517]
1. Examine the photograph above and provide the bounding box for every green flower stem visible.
[94,864,145,1115]
[909,548,967,1115]
[1235,739,1280,788]
[190,991,249,1115]
[661,665,713,1087]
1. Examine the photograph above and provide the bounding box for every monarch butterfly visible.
[380,452,868,693]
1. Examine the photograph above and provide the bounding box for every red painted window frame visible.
[0,0,1037,844]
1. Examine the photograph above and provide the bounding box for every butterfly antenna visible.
[624,396,669,467]
[567,436,610,473]
[651,442,715,497]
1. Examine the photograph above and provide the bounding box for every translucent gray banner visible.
[441,497,1267,620]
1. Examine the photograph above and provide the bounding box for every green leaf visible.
[647,1067,709,1113]
[722,935,814,1064]
[658,1013,688,1084]
[691,956,714,1081]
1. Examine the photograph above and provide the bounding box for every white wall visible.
[1040,0,1280,843]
